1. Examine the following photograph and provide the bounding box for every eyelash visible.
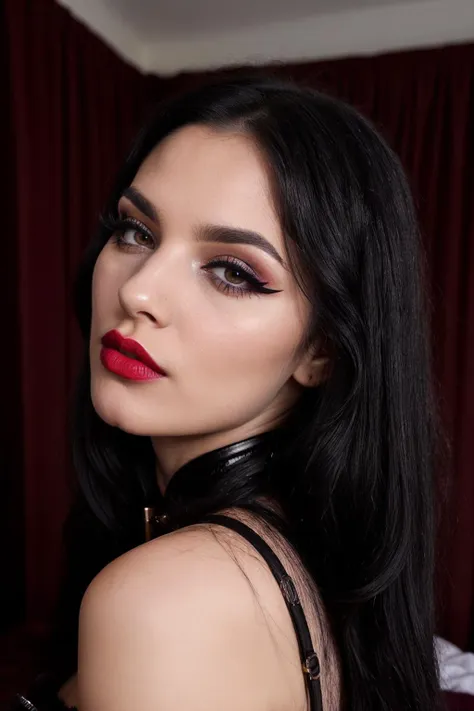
[100,214,281,298]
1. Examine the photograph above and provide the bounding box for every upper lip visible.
[101,330,167,375]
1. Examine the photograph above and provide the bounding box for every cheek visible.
[192,302,304,384]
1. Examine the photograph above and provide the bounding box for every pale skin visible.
[61,125,336,710]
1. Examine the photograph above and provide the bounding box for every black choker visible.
[144,431,282,540]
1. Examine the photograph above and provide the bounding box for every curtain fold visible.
[4,0,149,631]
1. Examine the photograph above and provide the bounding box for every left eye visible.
[212,265,248,286]
[204,257,280,297]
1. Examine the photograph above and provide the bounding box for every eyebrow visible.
[196,225,284,266]
[120,186,284,267]
[121,186,158,222]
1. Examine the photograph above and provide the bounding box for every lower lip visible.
[100,347,164,381]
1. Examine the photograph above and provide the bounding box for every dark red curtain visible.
[3,0,474,661]
[149,45,474,650]
[2,0,149,637]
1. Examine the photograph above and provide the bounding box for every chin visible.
[92,399,157,436]
[90,376,155,436]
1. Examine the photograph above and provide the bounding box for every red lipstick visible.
[100,329,166,382]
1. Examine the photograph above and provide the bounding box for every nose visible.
[118,252,174,328]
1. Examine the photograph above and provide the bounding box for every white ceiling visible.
[58,0,474,75]
[99,0,424,37]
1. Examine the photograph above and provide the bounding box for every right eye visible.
[101,214,156,250]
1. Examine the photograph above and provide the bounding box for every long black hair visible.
[52,75,443,710]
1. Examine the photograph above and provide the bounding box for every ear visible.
[292,342,330,388]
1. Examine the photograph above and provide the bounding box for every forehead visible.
[132,125,283,241]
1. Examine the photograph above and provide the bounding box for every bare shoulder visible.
[78,522,304,711]
[81,523,252,615]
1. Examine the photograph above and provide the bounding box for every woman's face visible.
[90,125,315,444]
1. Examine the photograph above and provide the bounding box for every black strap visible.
[202,514,323,711]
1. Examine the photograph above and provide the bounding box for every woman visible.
[13,75,442,711]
